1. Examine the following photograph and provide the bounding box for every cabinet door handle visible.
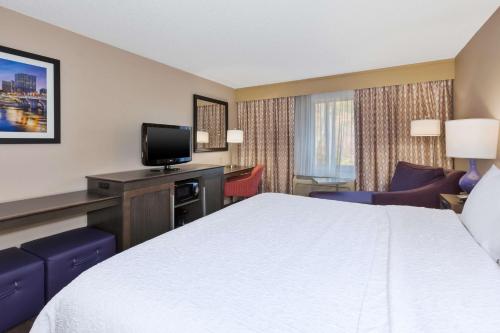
[202,186,207,217]
[170,191,175,230]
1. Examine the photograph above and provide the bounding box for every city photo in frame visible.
[0,45,60,143]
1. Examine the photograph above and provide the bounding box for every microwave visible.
[175,179,200,204]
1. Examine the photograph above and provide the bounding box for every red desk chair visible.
[224,165,264,203]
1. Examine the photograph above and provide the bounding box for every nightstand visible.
[439,194,465,213]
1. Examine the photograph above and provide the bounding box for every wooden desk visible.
[0,165,224,252]
[223,165,254,179]
[0,191,120,231]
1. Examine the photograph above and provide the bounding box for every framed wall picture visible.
[0,45,60,143]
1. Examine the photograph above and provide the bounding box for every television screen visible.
[142,123,192,167]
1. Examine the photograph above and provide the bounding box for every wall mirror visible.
[193,94,228,152]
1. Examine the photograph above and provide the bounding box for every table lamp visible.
[411,119,441,165]
[196,130,209,144]
[445,118,499,193]
[411,119,441,137]
[227,129,243,168]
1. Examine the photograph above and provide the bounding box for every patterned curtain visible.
[237,97,295,193]
[197,104,226,148]
[355,79,453,191]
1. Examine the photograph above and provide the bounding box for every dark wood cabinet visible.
[87,164,224,251]
[202,172,224,215]
[125,183,174,247]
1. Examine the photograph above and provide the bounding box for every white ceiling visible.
[0,0,498,88]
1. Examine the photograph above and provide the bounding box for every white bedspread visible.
[30,194,500,333]
[388,206,500,333]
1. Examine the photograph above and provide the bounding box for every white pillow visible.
[461,165,500,263]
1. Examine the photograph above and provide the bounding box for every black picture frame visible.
[193,94,228,153]
[0,45,60,144]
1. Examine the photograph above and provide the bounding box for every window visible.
[295,91,355,179]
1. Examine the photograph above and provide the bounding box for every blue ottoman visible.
[309,191,374,204]
[21,228,115,301]
[0,247,44,332]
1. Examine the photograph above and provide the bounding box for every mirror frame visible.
[193,94,229,153]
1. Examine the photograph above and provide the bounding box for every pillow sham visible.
[461,165,500,263]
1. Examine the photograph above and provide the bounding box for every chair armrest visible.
[372,186,439,208]
[373,172,463,209]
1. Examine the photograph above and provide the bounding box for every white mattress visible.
[30,193,500,333]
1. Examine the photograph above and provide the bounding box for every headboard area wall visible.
[455,7,500,172]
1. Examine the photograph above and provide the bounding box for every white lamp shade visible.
[227,130,243,143]
[445,119,499,159]
[411,119,441,136]
[196,130,209,143]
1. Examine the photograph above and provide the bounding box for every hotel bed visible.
[31,193,500,333]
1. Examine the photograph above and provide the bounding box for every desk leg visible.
[87,205,125,251]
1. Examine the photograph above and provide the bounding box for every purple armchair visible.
[309,162,465,209]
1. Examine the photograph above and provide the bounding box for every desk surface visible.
[0,190,120,226]
[224,165,254,177]
[87,164,223,183]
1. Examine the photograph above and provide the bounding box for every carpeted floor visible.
[6,319,34,333]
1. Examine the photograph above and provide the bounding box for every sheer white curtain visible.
[294,91,355,179]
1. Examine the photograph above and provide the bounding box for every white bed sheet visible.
[30,193,500,333]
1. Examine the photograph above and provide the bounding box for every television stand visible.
[163,165,181,172]
[150,165,181,172]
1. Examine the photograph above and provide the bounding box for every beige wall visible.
[0,8,235,249]
[236,59,455,101]
[455,8,500,172]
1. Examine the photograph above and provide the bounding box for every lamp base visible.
[459,159,481,193]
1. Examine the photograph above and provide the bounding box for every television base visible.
[163,165,181,172]
[150,165,181,172]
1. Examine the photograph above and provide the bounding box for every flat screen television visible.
[141,123,192,170]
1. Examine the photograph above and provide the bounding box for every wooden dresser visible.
[87,164,224,250]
